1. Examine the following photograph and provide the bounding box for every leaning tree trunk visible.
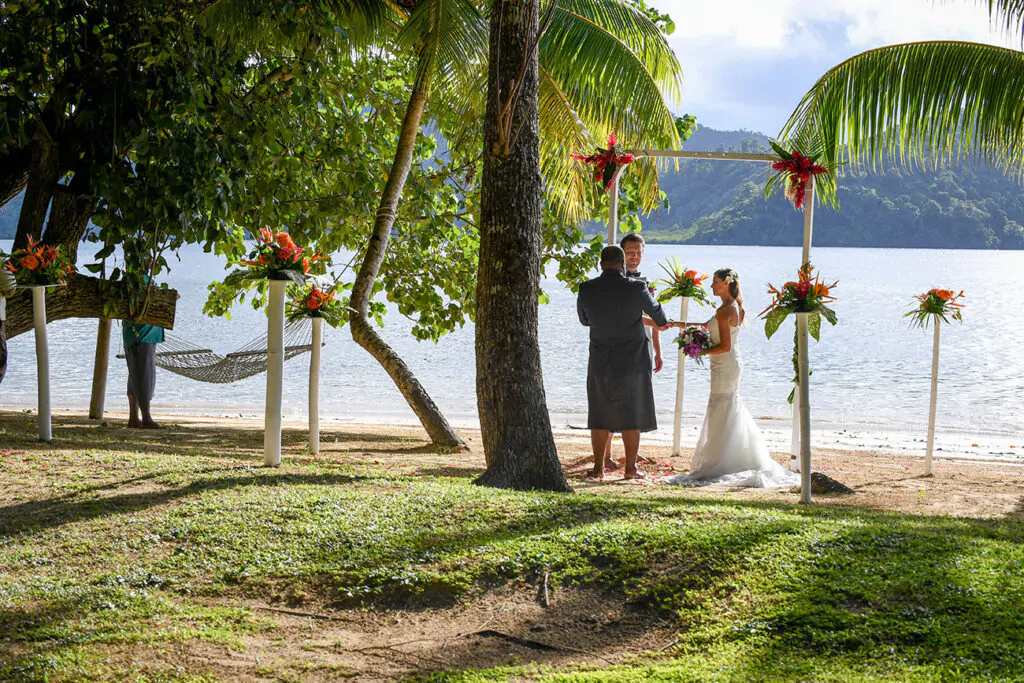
[349,70,467,452]
[42,183,95,263]
[4,273,178,339]
[14,138,60,249]
[473,0,571,492]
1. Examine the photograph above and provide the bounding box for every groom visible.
[577,245,670,479]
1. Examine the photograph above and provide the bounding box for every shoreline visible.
[9,406,1024,468]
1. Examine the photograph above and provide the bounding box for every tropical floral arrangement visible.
[286,281,348,327]
[769,141,829,209]
[238,228,323,283]
[656,258,714,307]
[761,263,838,403]
[761,263,838,340]
[675,325,711,366]
[2,237,76,286]
[905,288,964,328]
[570,132,635,191]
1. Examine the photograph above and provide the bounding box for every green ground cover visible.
[0,415,1021,681]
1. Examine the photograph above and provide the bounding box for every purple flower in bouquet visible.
[675,325,711,366]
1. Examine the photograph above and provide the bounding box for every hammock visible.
[117,318,318,384]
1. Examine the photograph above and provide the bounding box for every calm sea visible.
[2,242,1022,457]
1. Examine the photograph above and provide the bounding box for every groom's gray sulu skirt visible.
[586,371,658,432]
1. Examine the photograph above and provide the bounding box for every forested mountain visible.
[7,126,1024,249]
[625,127,1024,249]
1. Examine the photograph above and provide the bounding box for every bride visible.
[665,268,799,488]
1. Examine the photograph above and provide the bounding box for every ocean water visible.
[2,241,1023,458]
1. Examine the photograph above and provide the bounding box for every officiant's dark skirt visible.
[587,371,658,432]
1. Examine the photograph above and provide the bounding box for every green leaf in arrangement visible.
[764,307,790,340]
[808,311,821,341]
[820,305,838,326]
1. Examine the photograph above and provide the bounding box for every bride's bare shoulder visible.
[715,303,741,326]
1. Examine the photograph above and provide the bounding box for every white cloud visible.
[650,0,1017,133]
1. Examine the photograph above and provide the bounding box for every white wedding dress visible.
[665,318,799,488]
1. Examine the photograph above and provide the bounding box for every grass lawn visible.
[0,411,1022,681]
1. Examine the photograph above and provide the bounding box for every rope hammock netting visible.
[117,318,318,384]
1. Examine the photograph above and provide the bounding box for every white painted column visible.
[796,312,812,504]
[308,316,322,454]
[791,178,815,469]
[925,322,940,476]
[671,296,690,456]
[606,173,620,245]
[264,279,287,466]
[30,286,52,442]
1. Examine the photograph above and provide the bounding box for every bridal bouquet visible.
[760,263,838,340]
[675,325,711,365]
[657,258,714,307]
[3,237,76,286]
[287,281,348,327]
[238,228,324,283]
[905,288,964,327]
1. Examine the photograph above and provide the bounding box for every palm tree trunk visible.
[349,70,467,452]
[473,0,571,492]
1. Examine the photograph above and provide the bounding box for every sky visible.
[655,0,1017,135]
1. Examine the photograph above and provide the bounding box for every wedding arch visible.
[607,148,819,504]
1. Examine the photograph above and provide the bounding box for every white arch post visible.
[264,279,287,466]
[924,321,941,476]
[791,178,815,474]
[308,316,323,454]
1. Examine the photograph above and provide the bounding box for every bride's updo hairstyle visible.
[714,268,745,322]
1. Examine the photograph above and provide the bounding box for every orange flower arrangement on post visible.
[3,237,76,286]
[239,228,323,283]
[287,282,347,327]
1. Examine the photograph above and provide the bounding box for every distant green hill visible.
[623,127,1024,249]
[7,125,1024,250]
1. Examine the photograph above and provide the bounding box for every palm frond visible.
[538,0,682,221]
[396,0,487,93]
[777,40,1024,189]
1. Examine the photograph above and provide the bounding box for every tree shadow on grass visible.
[0,410,428,461]
[0,471,373,540]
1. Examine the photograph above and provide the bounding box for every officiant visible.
[577,245,671,480]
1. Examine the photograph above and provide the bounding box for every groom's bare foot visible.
[623,470,646,480]
[140,420,163,430]
[603,458,621,471]
[586,469,605,480]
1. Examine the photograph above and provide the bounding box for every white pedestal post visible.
[925,322,940,476]
[30,286,52,442]
[606,173,620,245]
[308,316,322,454]
[791,178,815,471]
[796,312,812,504]
[264,279,286,466]
[671,296,691,456]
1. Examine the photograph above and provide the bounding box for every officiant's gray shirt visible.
[577,269,668,377]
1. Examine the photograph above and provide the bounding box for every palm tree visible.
[202,0,683,464]
[474,0,681,491]
[776,2,1024,201]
